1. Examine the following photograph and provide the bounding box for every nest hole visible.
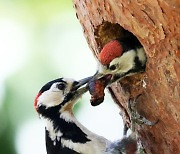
[94,21,143,52]
[94,22,146,95]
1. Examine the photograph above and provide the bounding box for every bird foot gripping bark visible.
[120,94,158,154]
[127,94,158,133]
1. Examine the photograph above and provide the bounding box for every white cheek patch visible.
[37,90,64,108]
[109,50,136,74]
[37,79,75,109]
[137,47,146,65]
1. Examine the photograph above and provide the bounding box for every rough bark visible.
[73,0,180,154]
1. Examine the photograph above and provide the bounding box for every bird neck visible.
[43,109,111,154]
[44,110,91,149]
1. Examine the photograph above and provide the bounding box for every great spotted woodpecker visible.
[34,77,138,154]
[96,35,147,82]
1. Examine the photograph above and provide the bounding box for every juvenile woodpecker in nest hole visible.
[34,77,138,154]
[95,35,147,83]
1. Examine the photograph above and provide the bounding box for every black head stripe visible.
[60,92,74,107]
[39,78,66,93]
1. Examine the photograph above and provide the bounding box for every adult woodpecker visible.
[34,77,138,154]
[96,34,147,82]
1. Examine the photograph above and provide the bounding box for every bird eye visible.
[109,65,116,70]
[57,83,66,90]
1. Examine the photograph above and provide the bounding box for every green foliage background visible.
[0,1,77,153]
[0,1,122,154]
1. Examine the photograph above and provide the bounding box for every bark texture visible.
[73,0,180,154]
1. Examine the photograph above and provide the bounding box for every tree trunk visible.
[73,0,180,154]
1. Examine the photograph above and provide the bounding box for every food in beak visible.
[88,74,112,106]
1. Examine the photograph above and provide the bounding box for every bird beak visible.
[62,76,93,104]
[93,70,113,81]
[71,76,93,91]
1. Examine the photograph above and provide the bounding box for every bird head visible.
[95,38,146,82]
[34,77,92,117]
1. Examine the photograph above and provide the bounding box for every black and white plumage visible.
[97,35,147,83]
[34,77,137,154]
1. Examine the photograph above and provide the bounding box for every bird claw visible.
[128,94,142,112]
[128,94,158,132]
[135,117,159,126]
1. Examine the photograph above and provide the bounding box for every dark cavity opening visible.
[94,21,143,52]
[94,22,146,90]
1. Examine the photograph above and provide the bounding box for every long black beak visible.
[71,76,93,91]
[91,70,105,80]
[61,76,93,106]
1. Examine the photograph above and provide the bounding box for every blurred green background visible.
[0,0,123,154]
